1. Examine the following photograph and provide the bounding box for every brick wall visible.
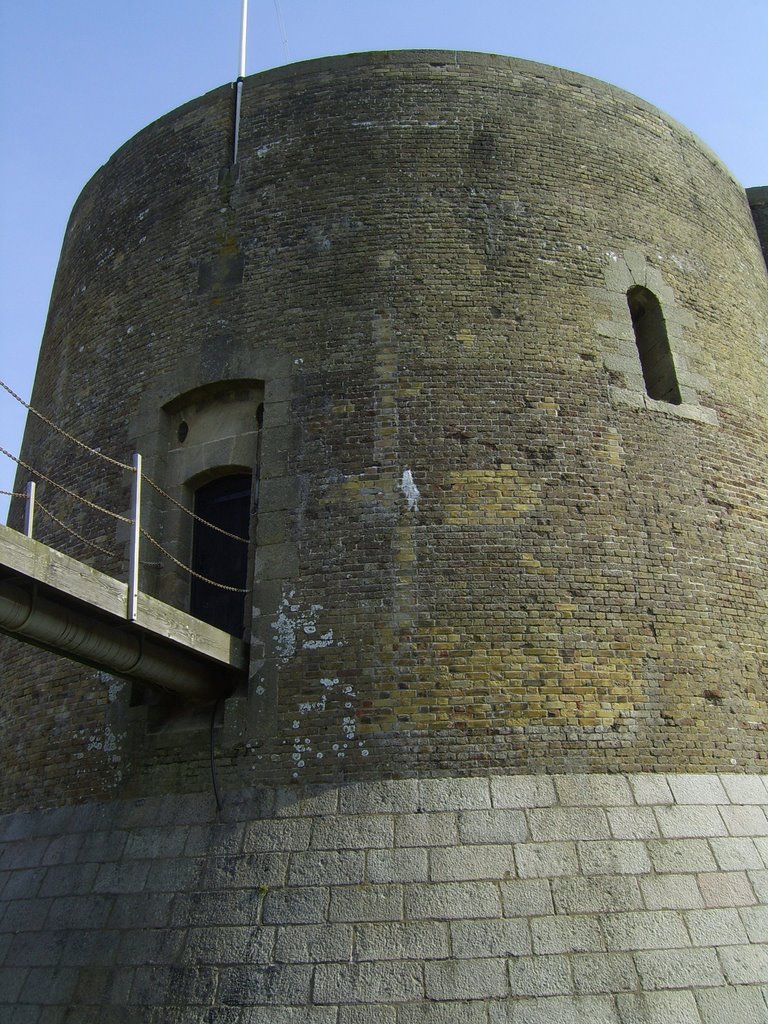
[2,52,768,808]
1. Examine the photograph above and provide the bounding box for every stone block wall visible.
[1,772,767,1022]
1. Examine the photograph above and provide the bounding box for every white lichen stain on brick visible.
[289,677,368,776]
[292,735,312,771]
[304,630,334,651]
[96,247,115,268]
[256,140,284,158]
[351,119,448,129]
[84,725,121,758]
[107,679,125,703]
[297,693,329,715]
[102,726,118,754]
[272,591,332,663]
[400,468,420,511]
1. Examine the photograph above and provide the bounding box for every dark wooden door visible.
[190,474,252,635]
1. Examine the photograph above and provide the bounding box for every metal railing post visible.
[24,481,36,538]
[127,453,142,621]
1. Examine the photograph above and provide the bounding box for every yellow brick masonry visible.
[1,51,767,805]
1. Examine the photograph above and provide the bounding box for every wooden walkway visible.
[0,524,246,700]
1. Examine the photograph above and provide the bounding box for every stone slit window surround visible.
[599,250,717,426]
[627,285,681,405]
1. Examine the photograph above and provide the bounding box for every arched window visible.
[190,473,252,635]
[627,286,681,405]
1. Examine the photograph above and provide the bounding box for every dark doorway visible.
[190,473,252,635]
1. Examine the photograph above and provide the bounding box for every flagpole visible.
[233,0,248,163]
[239,0,248,79]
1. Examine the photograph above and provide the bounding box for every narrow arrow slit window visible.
[627,285,682,405]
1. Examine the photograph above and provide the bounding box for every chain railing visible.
[1,378,251,620]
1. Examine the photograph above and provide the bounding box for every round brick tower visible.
[1,52,767,1021]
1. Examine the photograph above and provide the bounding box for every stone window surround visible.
[627,284,682,405]
[596,250,718,427]
[125,347,296,744]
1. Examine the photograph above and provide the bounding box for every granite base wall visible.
[1,773,767,1023]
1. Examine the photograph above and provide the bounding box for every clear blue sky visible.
[1,0,766,518]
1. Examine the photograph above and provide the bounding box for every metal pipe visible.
[24,481,35,538]
[0,578,235,701]
[233,78,244,164]
[127,453,141,621]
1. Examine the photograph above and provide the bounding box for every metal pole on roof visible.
[233,0,248,163]
[239,0,249,79]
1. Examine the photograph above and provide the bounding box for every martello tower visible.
[1,52,768,1021]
